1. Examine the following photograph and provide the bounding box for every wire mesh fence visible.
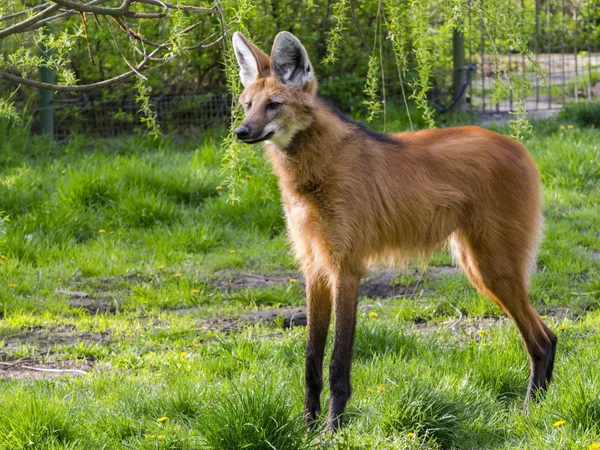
[38,93,231,140]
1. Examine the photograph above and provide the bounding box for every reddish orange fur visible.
[232,31,557,432]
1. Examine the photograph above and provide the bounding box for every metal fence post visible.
[453,27,466,112]
[39,24,54,138]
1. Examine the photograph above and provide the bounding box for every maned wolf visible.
[232,31,557,432]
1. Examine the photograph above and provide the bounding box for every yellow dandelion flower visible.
[368,311,379,318]
[174,273,182,278]
[559,125,566,131]
[229,249,235,254]
[567,125,573,129]
[540,315,548,320]
[98,229,106,234]
[407,432,415,438]
[157,416,168,423]
[8,283,16,288]
[61,170,66,175]
[1,255,6,259]
[180,352,188,358]
[215,185,222,191]
[147,434,155,439]
[246,175,252,179]
[191,289,200,294]
[157,435,164,441]
[377,384,386,393]
[157,265,165,270]
[558,325,568,331]
[552,420,566,427]
[478,329,488,336]
[289,278,297,283]
[588,442,600,450]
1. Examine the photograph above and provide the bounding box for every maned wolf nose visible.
[235,125,250,140]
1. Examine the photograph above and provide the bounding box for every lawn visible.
[0,116,599,449]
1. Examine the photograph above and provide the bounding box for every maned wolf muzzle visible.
[234,124,274,144]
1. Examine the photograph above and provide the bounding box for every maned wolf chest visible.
[282,191,336,267]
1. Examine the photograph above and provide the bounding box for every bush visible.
[557,101,600,129]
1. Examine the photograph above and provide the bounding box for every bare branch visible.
[104,16,147,79]
[0,46,163,91]
[50,0,217,19]
[0,3,50,23]
[6,0,114,36]
[132,0,218,14]
[51,0,164,19]
[0,3,61,39]
[0,0,227,95]
[183,31,224,51]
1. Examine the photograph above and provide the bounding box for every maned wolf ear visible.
[232,32,271,87]
[271,31,315,92]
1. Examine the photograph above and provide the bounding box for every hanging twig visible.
[21,365,89,375]
[349,0,371,50]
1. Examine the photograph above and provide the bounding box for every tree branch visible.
[0,3,50,23]
[51,0,166,19]
[5,0,115,36]
[0,46,163,92]
[0,3,61,39]
[132,0,218,14]
[0,0,226,93]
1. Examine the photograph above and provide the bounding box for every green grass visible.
[1,116,600,449]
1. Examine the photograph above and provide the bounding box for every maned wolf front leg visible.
[327,272,361,432]
[304,274,332,427]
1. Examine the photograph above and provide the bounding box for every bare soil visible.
[2,266,575,377]
[0,326,110,359]
[207,266,461,298]
[0,358,92,380]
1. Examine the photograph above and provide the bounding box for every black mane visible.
[318,96,402,146]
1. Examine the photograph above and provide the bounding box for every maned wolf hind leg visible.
[304,274,332,429]
[452,231,558,404]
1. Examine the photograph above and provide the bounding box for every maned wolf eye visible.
[266,101,281,111]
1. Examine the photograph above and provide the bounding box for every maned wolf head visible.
[232,32,317,148]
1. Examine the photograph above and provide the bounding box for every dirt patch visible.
[208,273,303,291]
[199,302,575,335]
[0,358,92,380]
[591,251,600,260]
[68,296,118,314]
[55,289,119,314]
[415,315,509,336]
[359,266,460,298]
[0,326,110,359]
[209,266,462,299]
[195,266,462,332]
[200,307,307,333]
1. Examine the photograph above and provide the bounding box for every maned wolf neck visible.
[265,97,399,195]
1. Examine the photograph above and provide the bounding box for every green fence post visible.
[452,28,466,112]
[39,25,54,138]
